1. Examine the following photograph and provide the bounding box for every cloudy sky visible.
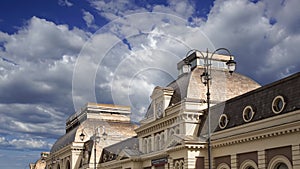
[0,0,299,168]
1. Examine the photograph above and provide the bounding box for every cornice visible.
[212,110,300,140]
[136,112,179,136]
[136,102,204,136]
[212,119,300,148]
[140,151,168,161]
[49,142,84,157]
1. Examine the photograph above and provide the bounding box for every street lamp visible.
[80,126,108,169]
[187,48,236,169]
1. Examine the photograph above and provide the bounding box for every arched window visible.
[267,155,292,169]
[143,138,148,153]
[240,160,258,169]
[174,159,184,169]
[65,160,70,169]
[179,160,184,169]
[217,163,230,169]
[174,161,180,169]
[155,135,160,151]
[175,127,180,134]
[161,133,165,149]
[79,159,83,168]
[275,163,288,169]
[246,167,255,169]
[148,137,152,152]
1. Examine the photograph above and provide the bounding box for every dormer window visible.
[149,86,174,119]
[243,106,255,122]
[272,95,286,114]
[219,114,229,129]
[155,101,163,118]
[178,50,234,77]
[182,63,191,73]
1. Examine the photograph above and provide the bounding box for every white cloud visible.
[152,0,195,19]
[58,0,73,7]
[0,16,90,150]
[89,0,147,20]
[10,138,52,149]
[89,0,195,21]
[2,17,87,63]
[0,135,51,150]
[82,10,98,29]
[0,0,300,153]
[198,0,300,83]
[72,12,215,122]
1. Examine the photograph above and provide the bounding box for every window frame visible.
[243,106,255,122]
[272,95,286,114]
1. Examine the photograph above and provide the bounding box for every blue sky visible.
[0,0,299,168]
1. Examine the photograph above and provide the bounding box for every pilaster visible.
[169,157,174,169]
[231,154,237,169]
[258,150,266,169]
[204,156,208,169]
[292,144,300,169]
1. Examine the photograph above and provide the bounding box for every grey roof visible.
[50,119,137,153]
[143,67,261,120]
[50,119,109,153]
[122,148,141,156]
[210,71,300,132]
[100,136,140,162]
[144,102,154,119]
[50,126,78,153]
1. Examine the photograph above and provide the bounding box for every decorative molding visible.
[213,124,300,148]
[240,159,258,169]
[212,110,300,144]
[267,155,293,169]
[136,111,203,136]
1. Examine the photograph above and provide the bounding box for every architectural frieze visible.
[213,122,300,148]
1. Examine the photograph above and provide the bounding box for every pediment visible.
[151,86,164,100]
[116,150,129,161]
[165,134,183,148]
[151,86,174,100]
[115,148,141,161]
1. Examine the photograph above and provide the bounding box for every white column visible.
[151,134,155,152]
[139,137,143,152]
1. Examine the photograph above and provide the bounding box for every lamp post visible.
[188,48,236,169]
[80,126,108,169]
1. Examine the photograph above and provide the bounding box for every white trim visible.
[217,162,230,169]
[267,155,292,169]
[239,159,258,169]
[219,114,229,129]
[272,95,286,114]
[243,106,255,122]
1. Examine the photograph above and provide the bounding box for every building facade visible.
[43,50,300,169]
[45,103,138,169]
[209,72,300,169]
[30,152,50,169]
[99,51,297,169]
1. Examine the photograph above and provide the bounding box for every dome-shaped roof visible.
[168,67,261,105]
[50,125,78,153]
[50,118,137,153]
[142,67,260,121]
